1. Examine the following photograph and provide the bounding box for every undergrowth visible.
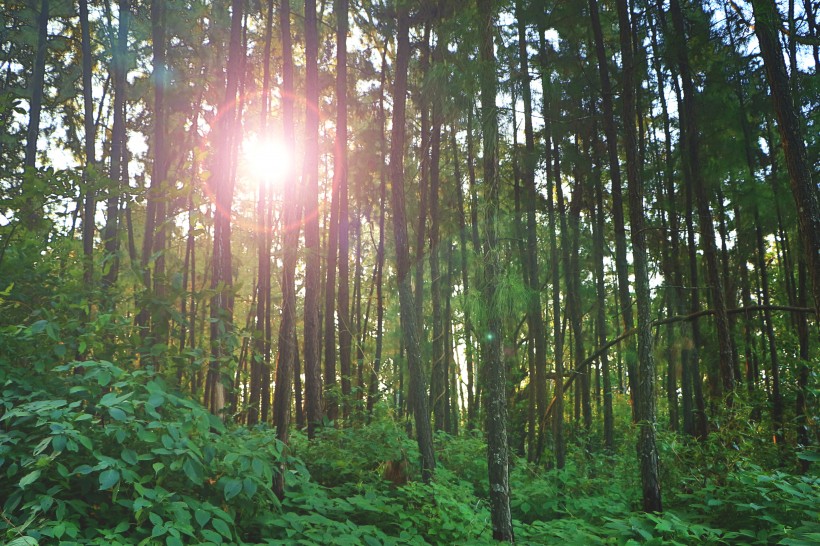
[1,319,818,545]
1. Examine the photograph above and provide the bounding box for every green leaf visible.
[212,518,232,540]
[99,468,120,490]
[183,458,203,485]
[166,537,183,546]
[7,538,38,546]
[109,407,127,421]
[223,478,242,501]
[19,470,41,488]
[121,448,138,465]
[242,477,257,497]
[195,508,211,528]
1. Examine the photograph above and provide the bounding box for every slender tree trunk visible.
[669,0,735,399]
[388,6,436,482]
[302,0,323,434]
[451,128,476,430]
[478,0,513,538]
[588,0,637,418]
[80,0,95,287]
[751,0,820,317]
[272,0,298,496]
[24,0,49,173]
[591,125,613,451]
[617,0,661,512]
[207,0,244,415]
[538,28,564,469]
[516,0,549,459]
[102,0,129,292]
[367,45,388,418]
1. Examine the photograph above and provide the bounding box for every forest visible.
[0,0,818,543]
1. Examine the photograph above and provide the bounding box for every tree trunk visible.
[388,6,436,482]
[24,0,49,172]
[617,0,661,512]
[538,28,564,469]
[272,0,298,497]
[478,0,513,539]
[80,0,95,287]
[588,0,637,418]
[751,0,820,317]
[516,0,548,460]
[207,0,244,415]
[302,0,323,435]
[102,0,129,291]
[669,0,735,399]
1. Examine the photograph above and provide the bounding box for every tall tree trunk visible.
[80,0,95,286]
[588,0,637,418]
[751,0,820,317]
[478,0,513,539]
[208,0,244,415]
[302,0,323,434]
[24,0,49,172]
[669,0,735,399]
[516,0,549,459]
[272,0,299,498]
[102,0,129,291]
[429,34,445,432]
[367,45,389,418]
[248,0,275,427]
[538,28,564,469]
[451,127,476,430]
[617,0,661,512]
[388,6,436,482]
[591,124,613,451]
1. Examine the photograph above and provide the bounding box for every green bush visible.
[0,360,284,545]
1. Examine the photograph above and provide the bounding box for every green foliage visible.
[0,359,284,545]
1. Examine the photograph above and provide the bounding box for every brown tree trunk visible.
[207,0,244,415]
[102,0,129,291]
[24,0,48,172]
[478,0,513,538]
[617,0,661,512]
[751,0,820,317]
[669,0,735,399]
[516,0,549,459]
[80,0,95,287]
[302,0,323,435]
[388,6,436,482]
[588,0,637,418]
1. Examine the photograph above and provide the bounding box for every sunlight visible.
[242,134,292,186]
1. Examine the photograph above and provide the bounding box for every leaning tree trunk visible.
[751,0,820,317]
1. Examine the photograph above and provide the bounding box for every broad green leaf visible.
[183,458,203,485]
[99,468,120,490]
[194,508,211,527]
[212,518,231,540]
[166,537,183,546]
[223,478,241,501]
[109,407,127,421]
[121,448,138,465]
[19,470,41,488]
[7,537,38,546]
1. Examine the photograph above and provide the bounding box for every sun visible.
[242,134,292,186]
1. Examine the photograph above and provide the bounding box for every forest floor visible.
[1,358,818,545]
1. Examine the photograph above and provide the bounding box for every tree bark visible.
[751,0,820,317]
[388,6,436,482]
[302,0,323,435]
[478,0,513,539]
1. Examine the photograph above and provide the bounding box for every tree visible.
[751,0,820,317]
[616,0,661,512]
[477,0,513,539]
[388,3,436,482]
